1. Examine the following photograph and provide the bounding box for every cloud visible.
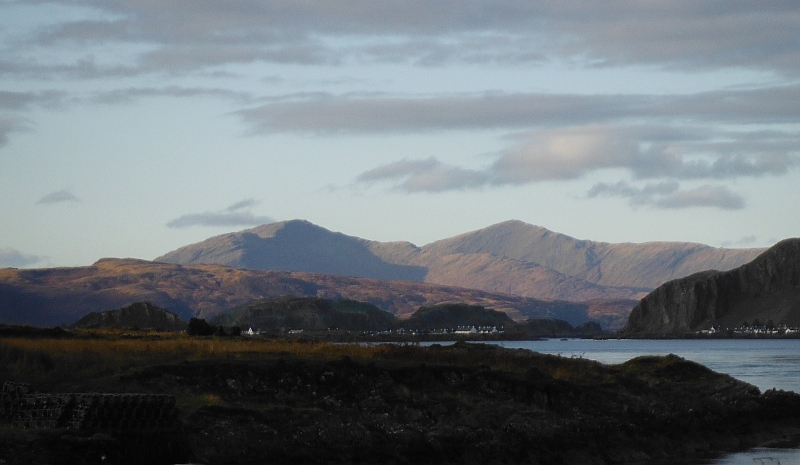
[357,157,488,192]
[224,198,259,212]
[490,127,643,183]
[0,248,45,268]
[235,93,646,135]
[166,199,273,228]
[587,181,745,210]
[9,2,800,75]
[238,84,800,136]
[0,91,39,110]
[89,86,251,105]
[354,123,800,193]
[0,117,30,147]
[653,185,745,210]
[36,189,79,205]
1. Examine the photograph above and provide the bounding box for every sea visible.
[475,339,800,464]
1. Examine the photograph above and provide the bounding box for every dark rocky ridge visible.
[3,341,800,464]
[132,344,800,464]
[622,238,800,335]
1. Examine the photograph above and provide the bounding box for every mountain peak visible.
[245,219,325,239]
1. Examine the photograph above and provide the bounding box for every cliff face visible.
[622,238,800,335]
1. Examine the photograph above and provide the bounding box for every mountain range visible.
[157,219,762,303]
[0,220,766,331]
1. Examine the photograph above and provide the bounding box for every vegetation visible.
[0,330,387,393]
[211,296,397,332]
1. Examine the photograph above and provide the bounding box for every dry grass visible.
[0,332,390,392]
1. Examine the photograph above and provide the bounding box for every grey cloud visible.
[587,181,744,211]
[0,91,38,110]
[357,157,488,193]
[0,56,139,80]
[492,125,800,185]
[355,122,799,193]
[0,90,65,110]
[90,86,250,105]
[225,198,259,212]
[235,85,800,135]
[12,1,800,74]
[357,158,440,182]
[166,200,273,228]
[587,181,680,206]
[236,93,643,135]
[653,185,745,210]
[0,117,30,147]
[0,248,45,268]
[36,189,79,205]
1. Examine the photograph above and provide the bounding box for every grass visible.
[0,330,392,393]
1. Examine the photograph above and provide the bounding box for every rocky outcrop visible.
[622,238,800,335]
[126,343,800,465]
[72,301,186,331]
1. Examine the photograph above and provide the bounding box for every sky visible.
[1,1,799,268]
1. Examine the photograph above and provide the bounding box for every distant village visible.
[243,325,505,338]
[697,321,800,337]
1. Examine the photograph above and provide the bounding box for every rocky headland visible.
[622,238,800,335]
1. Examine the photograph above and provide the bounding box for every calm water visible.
[479,339,800,464]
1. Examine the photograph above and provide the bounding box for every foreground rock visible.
[138,343,800,464]
[3,342,800,464]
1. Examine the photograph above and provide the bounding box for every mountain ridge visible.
[156,219,762,303]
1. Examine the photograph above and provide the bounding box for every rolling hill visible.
[72,301,186,331]
[0,258,596,328]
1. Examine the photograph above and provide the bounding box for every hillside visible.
[156,219,761,303]
[0,258,595,328]
[157,220,426,282]
[72,301,186,331]
[621,238,800,335]
[210,296,397,332]
[420,220,763,289]
[399,303,516,331]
